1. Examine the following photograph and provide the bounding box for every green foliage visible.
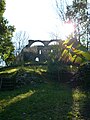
[66,0,88,43]
[47,60,72,82]
[0,66,89,120]
[47,60,60,74]
[76,63,90,89]
[48,45,59,62]
[0,0,5,17]
[60,38,90,65]
[48,42,63,62]
[0,0,15,66]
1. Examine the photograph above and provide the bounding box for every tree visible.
[48,43,63,62]
[55,0,90,49]
[66,0,89,48]
[0,0,15,66]
[60,37,90,65]
[55,0,75,39]
[55,0,68,21]
[13,31,30,55]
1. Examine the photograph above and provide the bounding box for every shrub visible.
[74,63,90,89]
[47,61,72,82]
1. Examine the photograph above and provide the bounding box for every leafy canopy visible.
[60,37,90,65]
[66,0,89,45]
[0,0,15,65]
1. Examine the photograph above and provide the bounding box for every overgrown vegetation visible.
[0,0,15,66]
[0,82,72,120]
[47,60,73,83]
[0,66,90,120]
[0,0,90,119]
[72,62,90,89]
[56,0,90,48]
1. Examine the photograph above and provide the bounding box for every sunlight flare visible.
[62,21,75,38]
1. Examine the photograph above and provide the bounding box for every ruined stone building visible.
[16,39,62,64]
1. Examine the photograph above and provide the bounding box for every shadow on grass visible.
[0,66,90,120]
[0,82,73,120]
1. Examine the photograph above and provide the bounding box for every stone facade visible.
[16,39,62,63]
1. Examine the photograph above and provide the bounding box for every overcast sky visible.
[4,0,73,40]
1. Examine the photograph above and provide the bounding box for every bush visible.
[47,61,72,82]
[74,63,90,89]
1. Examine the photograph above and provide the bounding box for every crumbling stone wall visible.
[15,39,61,63]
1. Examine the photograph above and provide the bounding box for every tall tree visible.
[66,0,89,48]
[55,0,68,21]
[55,0,75,39]
[55,0,90,49]
[0,0,15,66]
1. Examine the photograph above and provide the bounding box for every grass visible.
[0,68,19,75]
[0,82,73,120]
[0,66,90,120]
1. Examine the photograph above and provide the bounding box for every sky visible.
[4,0,73,41]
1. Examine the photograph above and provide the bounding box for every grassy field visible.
[0,66,90,120]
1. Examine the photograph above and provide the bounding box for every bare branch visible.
[55,0,70,22]
[13,31,30,51]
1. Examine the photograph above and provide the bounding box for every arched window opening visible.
[35,57,39,62]
[51,49,53,53]
[49,41,59,46]
[39,50,42,54]
[30,42,44,47]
